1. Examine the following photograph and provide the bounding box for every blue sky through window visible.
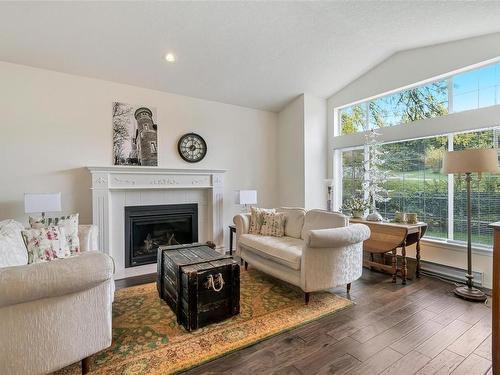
[453,62,500,112]
[340,61,500,135]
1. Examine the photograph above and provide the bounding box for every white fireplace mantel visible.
[87,166,226,278]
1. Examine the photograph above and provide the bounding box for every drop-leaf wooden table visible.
[350,218,427,284]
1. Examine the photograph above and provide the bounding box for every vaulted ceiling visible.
[1,1,500,112]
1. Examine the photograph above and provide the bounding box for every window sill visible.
[421,237,493,257]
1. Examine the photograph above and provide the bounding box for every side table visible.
[229,224,236,256]
[350,218,427,284]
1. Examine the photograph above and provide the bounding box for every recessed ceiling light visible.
[164,53,176,63]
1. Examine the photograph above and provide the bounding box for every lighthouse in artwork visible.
[133,107,158,166]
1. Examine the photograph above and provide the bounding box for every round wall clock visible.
[177,133,207,163]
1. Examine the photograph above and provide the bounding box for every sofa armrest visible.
[79,224,98,252]
[0,252,114,308]
[306,224,370,248]
[233,213,251,235]
[233,213,250,256]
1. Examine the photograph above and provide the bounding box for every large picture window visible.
[452,129,500,246]
[339,61,500,135]
[340,128,499,247]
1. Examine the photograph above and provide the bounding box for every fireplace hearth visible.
[125,204,198,268]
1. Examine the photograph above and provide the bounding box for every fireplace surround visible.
[125,204,198,268]
[87,166,225,279]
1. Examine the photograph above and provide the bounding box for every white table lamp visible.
[238,190,257,211]
[24,193,62,219]
[442,148,499,302]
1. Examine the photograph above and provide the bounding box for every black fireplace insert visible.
[125,204,198,268]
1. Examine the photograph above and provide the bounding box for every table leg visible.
[392,249,397,283]
[416,239,421,278]
[402,243,407,285]
[229,229,233,256]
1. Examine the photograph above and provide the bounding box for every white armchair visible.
[234,208,370,303]
[0,223,114,375]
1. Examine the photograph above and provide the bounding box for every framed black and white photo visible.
[112,102,158,166]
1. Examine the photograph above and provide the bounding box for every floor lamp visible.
[442,148,499,302]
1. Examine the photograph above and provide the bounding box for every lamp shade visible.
[442,148,500,174]
[24,193,62,214]
[238,190,257,205]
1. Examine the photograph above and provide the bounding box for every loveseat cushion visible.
[0,220,28,268]
[278,207,306,239]
[239,234,303,270]
[301,210,348,240]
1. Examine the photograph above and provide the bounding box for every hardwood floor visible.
[116,268,492,375]
[115,272,156,289]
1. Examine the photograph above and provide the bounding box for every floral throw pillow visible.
[260,212,286,237]
[249,207,276,234]
[21,226,70,263]
[29,213,80,255]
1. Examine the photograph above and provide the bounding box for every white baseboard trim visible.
[420,259,484,287]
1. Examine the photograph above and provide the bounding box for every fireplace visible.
[125,204,198,268]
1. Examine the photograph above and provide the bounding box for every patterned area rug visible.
[58,268,352,375]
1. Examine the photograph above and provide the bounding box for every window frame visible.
[332,58,500,252]
[336,128,498,251]
[337,58,500,136]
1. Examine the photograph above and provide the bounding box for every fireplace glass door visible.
[125,204,198,267]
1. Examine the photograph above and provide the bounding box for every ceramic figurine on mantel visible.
[363,129,390,221]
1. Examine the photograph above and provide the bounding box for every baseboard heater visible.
[419,260,484,287]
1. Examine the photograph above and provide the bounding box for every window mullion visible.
[448,77,454,114]
[447,133,454,240]
[333,149,342,211]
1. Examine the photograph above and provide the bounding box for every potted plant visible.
[341,197,369,219]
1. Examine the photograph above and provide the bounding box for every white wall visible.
[329,32,500,110]
[278,95,305,207]
[277,94,327,209]
[304,94,327,209]
[0,61,279,250]
[326,33,500,288]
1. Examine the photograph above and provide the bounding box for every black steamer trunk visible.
[157,244,240,331]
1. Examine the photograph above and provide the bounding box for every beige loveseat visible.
[0,224,115,375]
[234,208,370,302]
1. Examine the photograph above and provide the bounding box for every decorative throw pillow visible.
[260,212,286,237]
[21,226,70,263]
[278,207,306,239]
[249,207,276,234]
[30,213,80,255]
[0,220,28,268]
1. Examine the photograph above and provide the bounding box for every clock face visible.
[178,133,207,163]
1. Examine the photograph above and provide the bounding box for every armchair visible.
[0,223,114,375]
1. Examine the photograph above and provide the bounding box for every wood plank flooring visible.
[116,268,492,375]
